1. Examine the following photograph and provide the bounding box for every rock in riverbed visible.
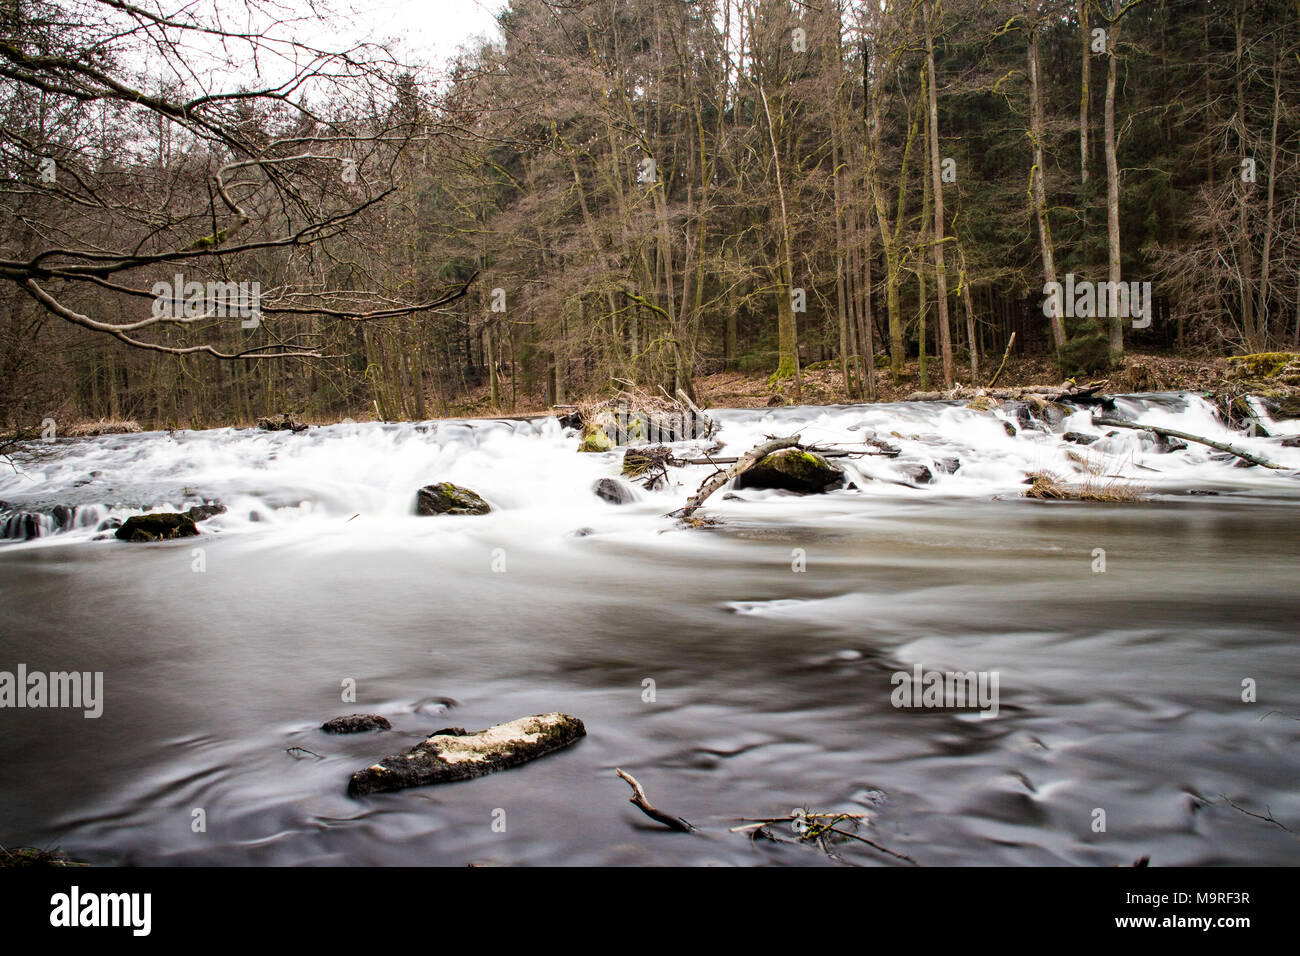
[115,512,198,542]
[593,477,634,504]
[733,448,845,494]
[414,482,491,516]
[321,714,391,734]
[347,712,586,796]
[186,501,227,522]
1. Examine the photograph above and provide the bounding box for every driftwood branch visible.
[675,447,868,465]
[675,435,801,519]
[1094,417,1286,470]
[615,769,694,832]
[670,437,800,520]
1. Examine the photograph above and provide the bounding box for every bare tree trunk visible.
[924,0,953,387]
[1105,16,1124,356]
[1028,26,1066,350]
[1080,0,1092,186]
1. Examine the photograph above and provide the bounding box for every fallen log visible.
[1093,417,1286,470]
[347,713,585,796]
[674,435,801,519]
[676,447,870,465]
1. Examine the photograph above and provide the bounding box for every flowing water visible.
[1,394,1298,866]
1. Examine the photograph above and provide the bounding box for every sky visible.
[334,0,507,68]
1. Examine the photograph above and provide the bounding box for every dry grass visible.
[1025,470,1146,502]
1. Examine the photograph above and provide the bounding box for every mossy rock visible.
[115,512,199,542]
[579,427,613,453]
[414,482,491,516]
[1227,352,1298,379]
[733,448,845,494]
[966,395,999,413]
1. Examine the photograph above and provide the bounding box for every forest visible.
[1,0,1297,429]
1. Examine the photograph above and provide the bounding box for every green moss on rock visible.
[1227,352,1298,379]
[733,447,845,493]
[414,482,491,516]
[579,427,613,453]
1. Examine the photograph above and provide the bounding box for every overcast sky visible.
[341,0,507,67]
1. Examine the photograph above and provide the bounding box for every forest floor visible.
[53,351,1281,433]
[444,350,1237,418]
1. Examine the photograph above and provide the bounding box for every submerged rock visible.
[414,482,491,516]
[593,477,634,505]
[322,714,392,734]
[347,712,586,796]
[1063,431,1098,445]
[186,501,227,522]
[115,512,198,542]
[733,448,845,494]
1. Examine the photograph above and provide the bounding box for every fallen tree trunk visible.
[347,713,585,796]
[1094,417,1286,470]
[675,435,800,519]
[904,382,1107,404]
[677,447,871,465]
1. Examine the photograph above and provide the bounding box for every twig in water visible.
[1220,795,1293,832]
[614,768,694,832]
[286,746,324,760]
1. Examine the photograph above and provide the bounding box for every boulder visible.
[1063,431,1098,445]
[115,512,198,542]
[321,714,392,734]
[415,482,491,516]
[186,502,227,522]
[579,426,613,453]
[733,448,845,494]
[896,463,934,485]
[593,478,634,505]
[347,712,586,796]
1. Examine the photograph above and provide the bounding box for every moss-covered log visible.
[347,712,586,796]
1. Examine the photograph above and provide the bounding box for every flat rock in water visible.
[733,448,844,494]
[348,712,585,796]
[115,512,198,542]
[321,714,392,734]
[415,482,491,516]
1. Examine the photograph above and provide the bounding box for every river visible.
[1,393,1298,865]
